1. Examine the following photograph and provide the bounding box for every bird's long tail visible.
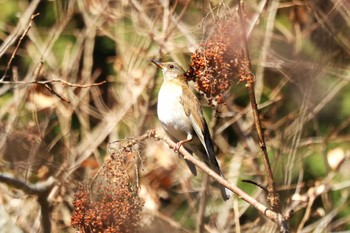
[218,172,231,201]
[193,146,232,201]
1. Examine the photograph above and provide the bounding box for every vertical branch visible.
[237,1,280,211]
[246,81,278,208]
[38,193,52,233]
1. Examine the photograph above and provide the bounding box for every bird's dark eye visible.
[169,64,174,69]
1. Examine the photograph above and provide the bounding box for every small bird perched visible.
[152,60,231,201]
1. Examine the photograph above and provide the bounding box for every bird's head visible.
[152,60,185,80]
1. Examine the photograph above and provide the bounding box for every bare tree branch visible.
[237,1,281,215]
[111,130,289,232]
[0,173,56,195]
[0,79,107,88]
[0,173,56,233]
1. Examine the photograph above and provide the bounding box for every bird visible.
[152,60,231,201]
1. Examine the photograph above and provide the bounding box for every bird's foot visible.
[174,142,181,153]
[174,138,191,153]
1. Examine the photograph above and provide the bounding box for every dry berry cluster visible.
[71,152,143,233]
[185,17,251,107]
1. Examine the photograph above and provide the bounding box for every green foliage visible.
[52,35,76,64]
[340,86,350,118]
[303,151,327,180]
[0,1,17,24]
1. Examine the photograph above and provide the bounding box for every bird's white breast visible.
[157,81,193,141]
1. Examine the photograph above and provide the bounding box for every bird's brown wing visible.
[178,79,231,201]
[180,83,216,162]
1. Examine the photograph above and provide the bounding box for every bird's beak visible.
[151,59,164,69]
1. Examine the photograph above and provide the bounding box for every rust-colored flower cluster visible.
[71,152,143,233]
[185,17,251,107]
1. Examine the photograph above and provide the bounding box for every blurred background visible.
[0,0,350,232]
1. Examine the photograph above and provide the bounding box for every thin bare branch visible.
[0,77,106,104]
[1,13,40,81]
[0,79,107,88]
[241,179,269,194]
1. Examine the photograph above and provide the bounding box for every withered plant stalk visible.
[237,1,280,212]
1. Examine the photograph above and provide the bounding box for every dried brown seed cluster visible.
[71,152,143,233]
[185,17,251,107]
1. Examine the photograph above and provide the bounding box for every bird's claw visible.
[174,142,182,153]
[174,138,191,153]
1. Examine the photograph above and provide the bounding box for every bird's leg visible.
[174,134,192,152]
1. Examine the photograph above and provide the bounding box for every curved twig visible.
[241,179,269,194]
